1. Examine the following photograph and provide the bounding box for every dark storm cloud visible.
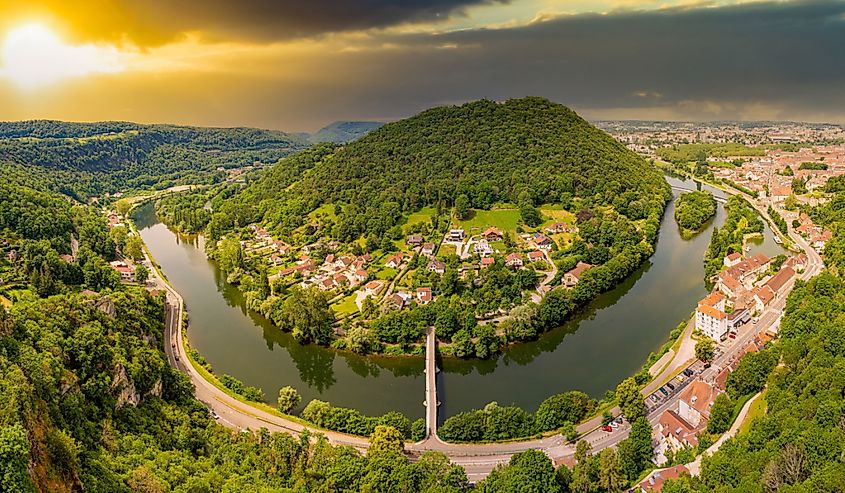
[83,0,509,44]
[322,0,845,123]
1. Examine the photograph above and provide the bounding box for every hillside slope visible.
[308,121,384,144]
[222,97,670,240]
[0,120,309,198]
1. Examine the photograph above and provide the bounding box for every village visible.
[235,214,590,321]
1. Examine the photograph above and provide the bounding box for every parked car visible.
[211,410,220,420]
[666,382,676,391]
[659,387,669,397]
[602,425,613,432]
[683,368,694,377]
[677,375,685,382]
[610,421,620,429]
[729,333,737,339]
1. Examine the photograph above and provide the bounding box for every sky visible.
[0,0,843,132]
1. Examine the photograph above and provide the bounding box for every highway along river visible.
[134,174,786,421]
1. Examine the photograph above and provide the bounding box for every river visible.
[134,174,786,420]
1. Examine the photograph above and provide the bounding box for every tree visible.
[695,338,715,363]
[0,424,34,493]
[277,386,301,414]
[598,448,626,493]
[135,264,149,285]
[368,425,404,456]
[707,393,733,434]
[123,235,144,261]
[477,449,560,493]
[455,194,470,220]
[616,377,645,420]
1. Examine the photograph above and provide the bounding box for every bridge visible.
[670,184,727,203]
[423,326,440,440]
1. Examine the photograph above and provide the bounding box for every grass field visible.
[738,393,767,435]
[308,203,337,221]
[438,243,456,258]
[539,205,576,224]
[404,207,436,231]
[376,268,398,280]
[332,293,359,315]
[454,208,521,234]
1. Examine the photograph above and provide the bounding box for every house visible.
[527,250,545,263]
[406,234,424,246]
[391,291,413,309]
[317,277,337,291]
[544,222,572,234]
[696,291,728,341]
[480,257,495,268]
[481,227,503,241]
[765,266,795,295]
[722,253,771,290]
[333,273,349,287]
[273,240,290,255]
[427,260,446,274]
[811,229,832,251]
[385,253,404,269]
[363,280,384,296]
[724,252,742,267]
[564,262,593,288]
[658,409,700,452]
[753,286,775,312]
[678,379,717,427]
[638,465,691,493]
[421,243,436,257]
[727,307,750,331]
[110,261,136,282]
[474,239,493,257]
[416,287,432,305]
[783,253,807,272]
[354,269,368,283]
[447,229,465,242]
[269,254,285,266]
[505,252,524,268]
[716,271,743,298]
[533,233,553,250]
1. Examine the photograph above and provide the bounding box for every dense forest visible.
[674,191,717,237]
[211,97,670,243]
[308,121,384,144]
[0,121,308,199]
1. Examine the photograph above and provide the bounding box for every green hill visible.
[0,120,309,198]
[220,97,670,241]
[308,120,384,144]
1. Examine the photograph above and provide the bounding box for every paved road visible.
[143,185,823,483]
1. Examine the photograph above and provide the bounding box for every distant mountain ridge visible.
[308,121,384,144]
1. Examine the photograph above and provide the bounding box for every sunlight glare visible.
[0,23,124,88]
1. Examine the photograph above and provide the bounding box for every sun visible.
[0,23,124,88]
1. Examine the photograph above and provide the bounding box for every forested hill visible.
[0,120,309,199]
[219,97,670,240]
[308,121,384,143]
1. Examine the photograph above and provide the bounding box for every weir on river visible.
[134,174,787,421]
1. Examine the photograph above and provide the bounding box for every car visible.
[602,425,613,432]
[649,394,659,402]
[659,387,669,397]
[610,421,619,429]
[729,333,737,339]
[175,355,180,362]
[677,375,685,382]
[211,410,220,420]
[171,342,176,348]
[683,368,694,377]
[666,382,676,391]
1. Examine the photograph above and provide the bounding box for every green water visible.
[134,175,785,420]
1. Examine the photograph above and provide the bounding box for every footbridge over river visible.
[670,184,728,203]
[423,327,440,441]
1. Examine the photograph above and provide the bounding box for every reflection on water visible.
[134,174,786,419]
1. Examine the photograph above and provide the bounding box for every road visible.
[143,184,823,483]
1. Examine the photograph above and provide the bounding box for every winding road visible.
[146,183,822,483]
